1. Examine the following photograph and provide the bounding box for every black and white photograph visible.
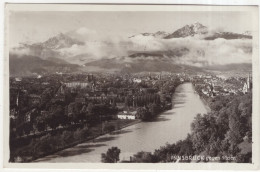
[3,3,260,169]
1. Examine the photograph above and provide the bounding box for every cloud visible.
[76,27,96,35]
[10,46,31,57]
[126,35,252,66]
[10,27,252,67]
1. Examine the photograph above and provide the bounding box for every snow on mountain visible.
[164,22,208,39]
[130,22,252,40]
[10,33,86,60]
[204,32,252,40]
[129,31,170,39]
[10,22,253,76]
[35,33,85,50]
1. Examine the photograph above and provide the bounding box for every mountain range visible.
[130,22,252,40]
[9,22,252,76]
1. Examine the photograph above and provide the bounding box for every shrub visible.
[101,147,121,163]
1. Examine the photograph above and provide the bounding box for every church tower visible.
[247,73,252,90]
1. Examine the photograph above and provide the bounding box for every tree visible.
[68,102,82,123]
[124,96,130,108]
[45,112,59,130]
[36,116,46,132]
[101,147,121,163]
[131,151,157,163]
[190,113,220,154]
[103,125,115,133]
[136,107,151,121]
[148,103,161,116]
[178,135,194,157]
[87,102,94,116]
[23,122,32,135]
[226,99,243,148]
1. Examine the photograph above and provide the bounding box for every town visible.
[9,71,252,162]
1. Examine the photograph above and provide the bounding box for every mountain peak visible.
[56,32,67,39]
[164,22,208,39]
[192,22,204,26]
[192,22,206,30]
[42,33,85,49]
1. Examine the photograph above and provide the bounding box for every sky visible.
[9,11,252,47]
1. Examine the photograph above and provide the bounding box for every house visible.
[51,95,65,103]
[133,78,142,83]
[25,111,31,122]
[42,82,49,85]
[117,111,137,120]
[75,97,86,104]
[205,75,212,79]
[15,78,22,82]
[107,91,117,98]
[25,108,37,122]
[64,82,90,88]
[116,102,125,109]
[41,111,49,118]
[29,94,41,105]
[202,89,208,95]
[213,86,223,94]
[10,109,18,120]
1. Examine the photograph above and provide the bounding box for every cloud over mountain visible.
[10,23,252,72]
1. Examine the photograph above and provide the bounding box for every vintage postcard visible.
[3,3,260,170]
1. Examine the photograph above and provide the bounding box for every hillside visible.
[204,63,252,72]
[84,57,204,74]
[9,54,79,76]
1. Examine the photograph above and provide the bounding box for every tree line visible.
[122,92,252,163]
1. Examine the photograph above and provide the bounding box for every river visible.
[34,82,208,163]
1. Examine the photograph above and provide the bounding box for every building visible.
[29,94,41,105]
[10,109,18,120]
[75,97,86,104]
[51,95,65,103]
[64,82,90,88]
[15,78,22,82]
[117,111,137,120]
[243,73,252,94]
[133,78,142,83]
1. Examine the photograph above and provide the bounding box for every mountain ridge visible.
[9,22,252,76]
[9,54,79,76]
[164,22,208,39]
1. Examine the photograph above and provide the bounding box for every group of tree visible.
[10,125,90,162]
[101,147,121,163]
[11,100,118,138]
[124,93,161,108]
[136,103,162,121]
[130,135,194,163]
[128,91,252,163]
[189,92,252,162]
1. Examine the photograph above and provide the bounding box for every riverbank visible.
[192,85,211,113]
[200,97,211,113]
[34,119,141,162]
[13,119,141,163]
